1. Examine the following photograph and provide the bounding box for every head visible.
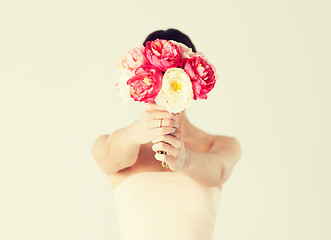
[143,28,196,53]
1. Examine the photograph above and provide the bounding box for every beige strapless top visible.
[112,171,222,240]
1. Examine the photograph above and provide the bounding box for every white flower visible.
[155,68,193,113]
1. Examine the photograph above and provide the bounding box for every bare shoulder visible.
[208,134,242,161]
[189,126,241,156]
[209,134,241,148]
[193,126,240,149]
[191,124,241,155]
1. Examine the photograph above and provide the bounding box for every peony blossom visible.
[115,75,135,104]
[117,44,148,75]
[180,55,216,100]
[155,68,193,113]
[144,39,181,72]
[127,65,163,103]
[170,40,195,59]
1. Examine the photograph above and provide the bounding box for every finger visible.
[170,130,182,138]
[165,130,182,141]
[151,134,183,149]
[160,118,178,128]
[148,111,175,120]
[154,152,176,163]
[154,152,167,162]
[152,142,179,158]
[150,118,178,129]
[150,127,177,139]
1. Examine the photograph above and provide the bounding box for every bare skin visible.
[92,103,241,190]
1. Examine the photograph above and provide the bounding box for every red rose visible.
[127,65,163,103]
[181,55,216,100]
[144,39,181,72]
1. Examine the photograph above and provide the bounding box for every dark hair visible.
[143,28,196,52]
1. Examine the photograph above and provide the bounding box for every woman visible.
[92,29,242,240]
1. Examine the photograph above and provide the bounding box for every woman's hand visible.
[131,103,178,145]
[151,130,188,172]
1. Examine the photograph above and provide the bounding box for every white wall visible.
[1,0,330,239]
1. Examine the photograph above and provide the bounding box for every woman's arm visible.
[92,103,178,174]
[152,134,242,188]
[183,136,242,188]
[91,123,141,174]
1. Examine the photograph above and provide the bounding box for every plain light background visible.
[1,0,330,239]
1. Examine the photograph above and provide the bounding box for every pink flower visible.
[180,55,216,100]
[117,45,148,75]
[144,39,181,72]
[127,65,163,103]
[170,40,195,59]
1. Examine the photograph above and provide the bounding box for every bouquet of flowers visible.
[115,39,218,113]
